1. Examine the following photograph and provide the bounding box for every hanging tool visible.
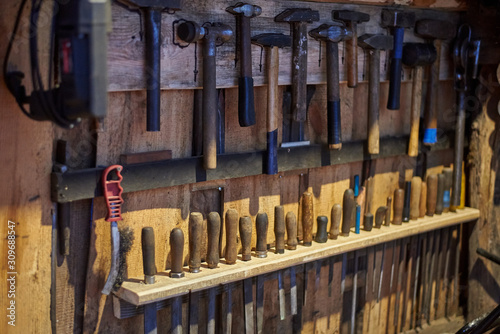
[452,24,480,209]
[251,33,292,174]
[240,216,253,261]
[309,22,353,150]
[256,212,268,257]
[226,3,262,127]
[225,209,239,264]
[101,165,123,295]
[275,8,319,124]
[402,43,437,157]
[189,213,202,273]
[332,10,370,88]
[178,21,233,169]
[358,34,394,154]
[381,10,416,110]
[142,227,157,334]
[118,0,181,131]
[415,19,455,145]
[207,212,221,268]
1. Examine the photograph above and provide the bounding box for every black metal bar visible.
[51,136,452,203]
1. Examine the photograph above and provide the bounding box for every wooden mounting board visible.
[115,207,479,306]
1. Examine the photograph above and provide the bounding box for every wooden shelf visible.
[114,207,479,306]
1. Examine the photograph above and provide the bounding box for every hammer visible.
[275,8,319,124]
[177,22,233,170]
[402,43,437,157]
[381,10,416,110]
[309,23,353,150]
[358,34,393,155]
[415,19,455,145]
[332,10,370,88]
[116,0,182,132]
[226,3,262,127]
[251,33,292,175]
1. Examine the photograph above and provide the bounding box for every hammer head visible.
[251,33,292,48]
[332,10,370,24]
[416,19,455,40]
[309,23,352,43]
[402,43,437,67]
[117,0,181,10]
[358,34,393,50]
[275,8,319,23]
[226,2,262,18]
[381,10,415,28]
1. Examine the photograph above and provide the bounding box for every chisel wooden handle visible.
[375,206,387,228]
[341,189,355,236]
[330,204,342,240]
[419,181,427,218]
[239,216,252,261]
[207,212,220,269]
[426,174,438,217]
[302,192,314,246]
[408,66,423,157]
[225,209,239,264]
[170,228,184,278]
[385,197,392,226]
[315,216,328,243]
[435,174,445,215]
[286,212,298,250]
[410,177,422,220]
[403,181,412,222]
[256,212,268,258]
[393,188,404,225]
[364,213,374,231]
[275,206,285,254]
[142,227,156,284]
[189,212,203,273]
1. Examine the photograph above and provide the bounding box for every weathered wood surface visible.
[107,0,459,91]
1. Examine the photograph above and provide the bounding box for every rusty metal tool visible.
[415,19,456,145]
[207,212,221,268]
[302,191,314,246]
[178,21,233,169]
[240,216,252,261]
[189,212,203,273]
[452,24,480,209]
[275,8,319,124]
[330,204,342,239]
[332,10,370,88]
[381,10,416,110]
[117,0,181,131]
[227,3,262,127]
[393,188,404,225]
[358,34,393,154]
[402,43,437,157]
[252,34,292,174]
[256,212,268,257]
[309,22,353,150]
[225,209,239,264]
[341,189,355,236]
[286,211,298,250]
[142,227,157,334]
[101,165,124,295]
[315,216,328,243]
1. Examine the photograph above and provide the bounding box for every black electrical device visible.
[3,0,111,128]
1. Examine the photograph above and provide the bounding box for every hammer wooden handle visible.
[302,192,314,246]
[207,212,221,269]
[256,212,268,257]
[203,36,218,170]
[275,206,286,254]
[266,46,279,175]
[368,50,381,154]
[189,213,203,273]
[238,16,256,127]
[345,21,359,88]
[239,216,252,261]
[408,66,423,157]
[225,209,239,264]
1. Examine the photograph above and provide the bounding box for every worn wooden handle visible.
[286,211,298,250]
[426,174,438,217]
[225,209,239,264]
[239,216,252,261]
[142,227,156,283]
[408,66,423,157]
[393,188,404,225]
[274,206,286,254]
[341,189,355,236]
[256,212,268,258]
[302,192,314,246]
[170,228,185,278]
[207,212,221,269]
[189,212,203,273]
[410,177,422,220]
[419,181,427,218]
[364,213,374,231]
[346,22,358,88]
[330,204,342,240]
[265,46,280,175]
[375,206,387,228]
[203,42,218,170]
[385,197,392,226]
[435,173,445,215]
[315,216,328,243]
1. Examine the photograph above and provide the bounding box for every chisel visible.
[170,228,184,334]
[189,213,203,273]
[330,204,342,239]
[302,192,314,246]
[142,227,157,334]
[225,209,239,264]
[240,216,252,261]
[207,212,221,269]
[256,213,268,258]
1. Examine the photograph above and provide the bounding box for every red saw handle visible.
[102,165,124,222]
